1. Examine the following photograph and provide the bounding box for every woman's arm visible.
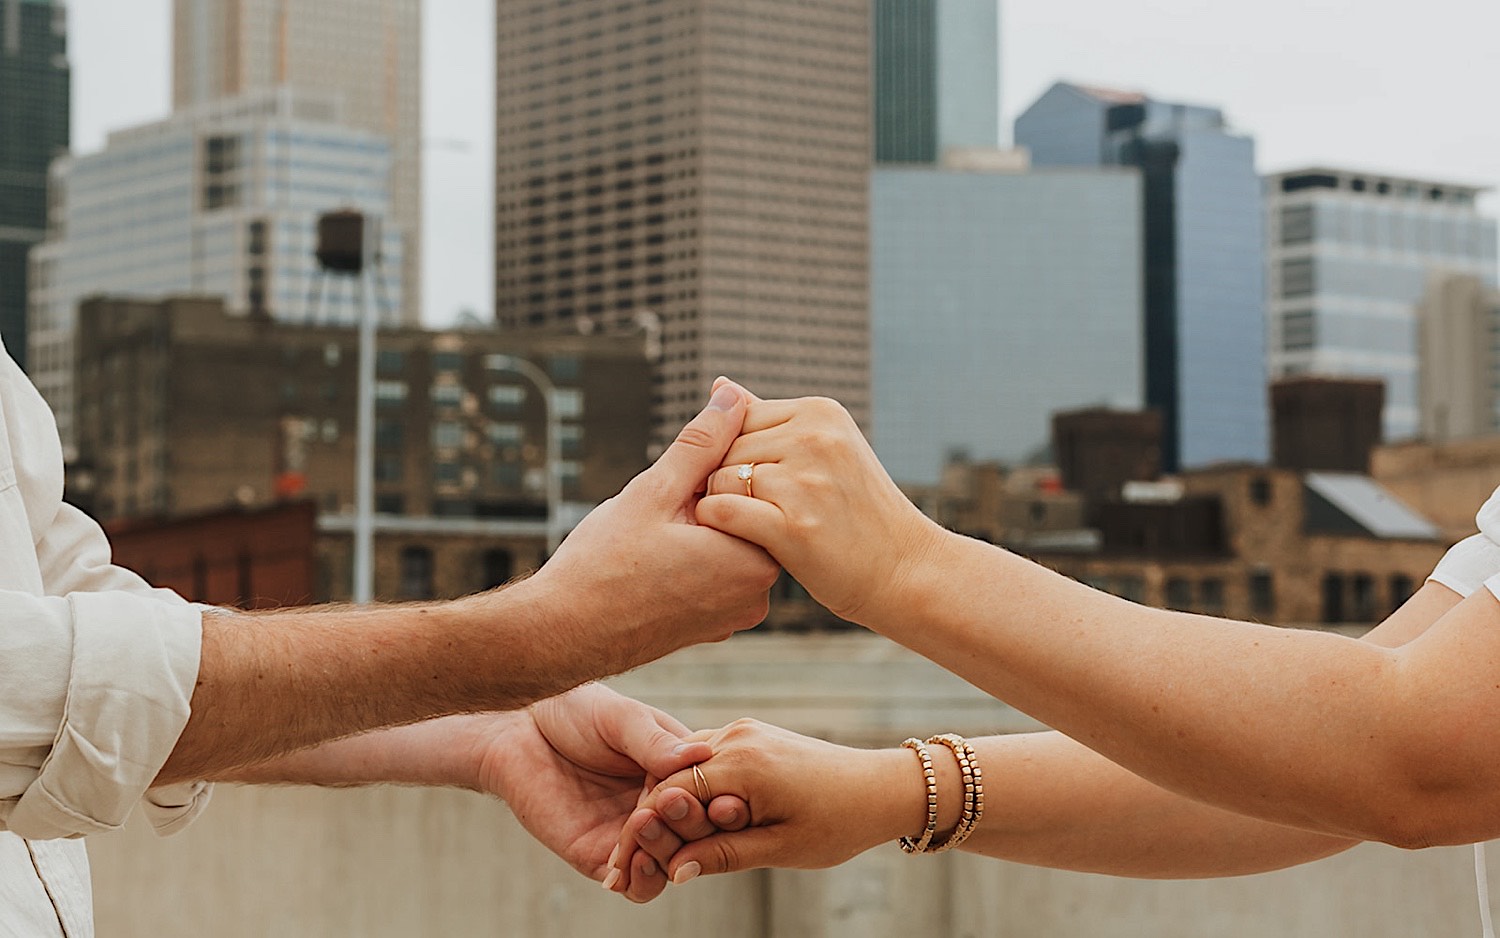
[697,393,1498,848]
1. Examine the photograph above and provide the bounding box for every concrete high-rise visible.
[494,0,871,444]
[1017,82,1269,472]
[1417,273,1500,442]
[1265,168,1497,441]
[0,0,69,371]
[172,0,422,323]
[29,90,404,457]
[872,0,1000,164]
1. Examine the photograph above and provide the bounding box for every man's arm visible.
[158,382,778,785]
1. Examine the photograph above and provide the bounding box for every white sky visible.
[66,0,1500,327]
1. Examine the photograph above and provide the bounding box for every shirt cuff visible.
[1427,533,1500,599]
[7,592,204,840]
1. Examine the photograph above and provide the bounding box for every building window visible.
[559,424,583,458]
[1165,578,1193,611]
[431,384,464,407]
[375,456,403,483]
[1280,204,1314,246]
[487,422,524,446]
[432,351,463,373]
[377,349,406,375]
[433,422,465,450]
[375,380,408,403]
[376,419,404,448]
[434,461,462,485]
[492,462,523,488]
[398,546,435,600]
[489,385,526,411]
[1389,574,1415,612]
[1321,573,1346,624]
[1281,310,1316,352]
[1351,574,1377,622]
[1112,576,1145,603]
[1280,258,1315,299]
[481,548,515,590]
[1249,570,1275,619]
[1249,477,1272,506]
[375,494,406,514]
[549,355,582,381]
[554,388,584,419]
[1199,579,1225,615]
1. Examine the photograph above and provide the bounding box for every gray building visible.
[1265,167,1497,440]
[872,160,1142,485]
[1016,82,1269,472]
[0,0,69,371]
[873,0,1000,164]
[1417,273,1500,442]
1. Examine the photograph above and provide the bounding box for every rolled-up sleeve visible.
[1429,487,1500,599]
[1,591,203,840]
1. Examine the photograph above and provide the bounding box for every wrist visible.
[859,520,962,636]
[869,740,966,847]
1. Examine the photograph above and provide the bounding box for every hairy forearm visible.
[157,581,592,785]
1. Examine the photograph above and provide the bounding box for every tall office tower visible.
[1264,168,1497,441]
[872,0,999,163]
[0,0,69,371]
[1417,273,1500,442]
[1016,82,1268,472]
[172,0,422,323]
[873,153,1142,484]
[29,90,404,457]
[494,0,871,444]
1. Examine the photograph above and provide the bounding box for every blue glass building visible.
[873,0,999,164]
[1016,82,1269,471]
[873,164,1143,484]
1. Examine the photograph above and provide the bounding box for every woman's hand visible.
[603,719,927,892]
[696,388,948,625]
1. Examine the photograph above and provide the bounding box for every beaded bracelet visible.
[897,737,939,854]
[923,733,985,852]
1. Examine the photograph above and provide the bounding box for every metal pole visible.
[352,267,376,603]
[490,355,561,556]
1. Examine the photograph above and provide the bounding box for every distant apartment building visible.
[173,0,423,322]
[1265,167,1497,441]
[871,154,1142,484]
[1016,82,1268,472]
[72,295,650,529]
[493,0,871,445]
[29,89,404,456]
[1417,272,1500,442]
[872,0,999,164]
[0,0,68,370]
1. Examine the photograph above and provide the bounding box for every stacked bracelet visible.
[896,733,985,855]
[897,737,939,854]
[924,734,984,852]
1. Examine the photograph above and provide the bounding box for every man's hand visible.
[477,380,781,687]
[478,684,712,903]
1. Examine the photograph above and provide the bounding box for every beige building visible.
[1374,435,1500,541]
[493,0,871,445]
[172,0,423,323]
[1418,272,1500,443]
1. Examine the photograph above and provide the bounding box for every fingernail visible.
[673,861,702,885]
[664,797,689,821]
[641,857,658,876]
[707,384,739,412]
[608,844,620,868]
[602,869,622,891]
[640,818,663,841]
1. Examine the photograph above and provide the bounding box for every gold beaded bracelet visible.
[897,737,939,854]
[923,734,985,852]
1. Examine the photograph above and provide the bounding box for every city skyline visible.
[61,0,1500,331]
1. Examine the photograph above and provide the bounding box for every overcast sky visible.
[66,0,1500,327]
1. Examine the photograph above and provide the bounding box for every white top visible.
[0,342,209,936]
[1427,487,1500,602]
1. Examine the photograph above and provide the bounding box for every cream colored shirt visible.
[0,343,209,937]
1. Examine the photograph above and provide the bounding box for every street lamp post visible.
[489,355,563,556]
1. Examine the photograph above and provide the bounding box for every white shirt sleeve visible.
[0,501,210,840]
[1428,487,1500,600]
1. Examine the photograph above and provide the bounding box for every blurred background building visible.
[1265,167,1497,441]
[28,89,403,456]
[0,0,69,370]
[1017,82,1269,472]
[492,0,872,447]
[172,0,423,324]
[1417,273,1500,442]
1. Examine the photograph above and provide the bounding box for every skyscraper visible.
[1016,82,1269,472]
[493,0,871,444]
[29,90,404,456]
[0,0,69,371]
[872,0,1000,164]
[172,0,422,323]
[1265,167,1497,440]
[1417,273,1500,442]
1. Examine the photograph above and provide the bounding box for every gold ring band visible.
[691,764,712,804]
[737,463,755,499]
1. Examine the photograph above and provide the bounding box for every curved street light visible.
[486,354,563,556]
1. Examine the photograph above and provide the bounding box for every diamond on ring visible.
[737,463,755,498]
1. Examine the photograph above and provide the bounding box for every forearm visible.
[157,580,596,785]
[872,536,1471,842]
[957,731,1355,877]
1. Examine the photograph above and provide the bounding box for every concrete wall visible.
[89,633,1493,936]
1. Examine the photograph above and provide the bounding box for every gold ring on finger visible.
[692,764,712,804]
[737,463,755,499]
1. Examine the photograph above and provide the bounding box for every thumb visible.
[668,827,782,882]
[648,380,747,498]
[609,703,712,780]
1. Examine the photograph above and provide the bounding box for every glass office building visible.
[872,164,1143,484]
[1266,168,1497,441]
[29,89,404,455]
[1017,82,1268,471]
[0,0,69,371]
[873,0,999,164]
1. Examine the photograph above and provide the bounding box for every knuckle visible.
[672,423,718,453]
